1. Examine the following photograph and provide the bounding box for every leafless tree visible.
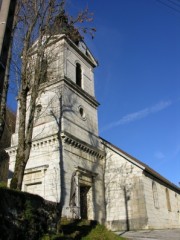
[0,0,18,142]
[10,0,95,190]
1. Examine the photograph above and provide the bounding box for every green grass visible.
[81,224,125,240]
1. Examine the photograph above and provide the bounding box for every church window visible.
[35,104,42,123]
[166,188,171,211]
[78,106,86,120]
[76,63,82,87]
[40,57,48,84]
[152,181,159,209]
[79,107,84,117]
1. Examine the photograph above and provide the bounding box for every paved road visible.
[116,229,180,240]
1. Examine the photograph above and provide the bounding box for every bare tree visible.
[10,0,95,191]
[0,0,17,141]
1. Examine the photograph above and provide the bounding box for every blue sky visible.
[77,0,180,186]
[8,0,180,186]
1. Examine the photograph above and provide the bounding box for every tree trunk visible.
[10,30,29,189]
[10,36,44,190]
[0,30,13,141]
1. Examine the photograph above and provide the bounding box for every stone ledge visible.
[6,134,59,155]
[61,131,105,159]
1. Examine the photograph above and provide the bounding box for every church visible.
[7,30,180,231]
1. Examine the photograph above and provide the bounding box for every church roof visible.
[64,35,98,67]
[101,138,180,193]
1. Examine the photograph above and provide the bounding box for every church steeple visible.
[8,31,105,222]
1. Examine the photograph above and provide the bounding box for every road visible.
[116,229,180,240]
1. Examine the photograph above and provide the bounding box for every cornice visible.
[6,134,59,155]
[63,76,100,107]
[6,132,105,160]
[61,131,105,160]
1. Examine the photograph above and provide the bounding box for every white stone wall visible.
[14,37,65,136]
[7,35,103,222]
[104,143,148,231]
[64,42,95,96]
[59,141,105,223]
[143,174,180,229]
[8,134,61,202]
[11,82,62,146]
[62,85,99,147]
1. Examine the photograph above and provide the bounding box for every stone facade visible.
[7,34,180,230]
[102,140,180,230]
[143,172,180,229]
[103,141,148,231]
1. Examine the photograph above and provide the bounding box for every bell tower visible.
[62,37,100,147]
[8,34,105,223]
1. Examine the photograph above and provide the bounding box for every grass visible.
[81,224,125,240]
[41,219,126,240]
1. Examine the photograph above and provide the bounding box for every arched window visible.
[166,188,171,211]
[76,63,82,87]
[152,181,159,209]
[40,57,47,84]
[35,104,42,123]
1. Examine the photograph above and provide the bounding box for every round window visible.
[78,106,86,120]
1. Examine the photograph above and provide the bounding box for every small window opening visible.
[152,181,159,209]
[78,106,86,120]
[76,63,82,87]
[36,104,42,113]
[35,104,42,122]
[166,188,171,211]
[40,58,47,84]
[79,107,84,117]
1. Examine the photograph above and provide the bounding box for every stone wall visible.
[143,172,180,229]
[104,143,148,231]
[103,140,180,231]
[0,187,58,240]
[64,41,95,97]
[61,137,105,223]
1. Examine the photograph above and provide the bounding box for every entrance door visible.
[80,185,90,219]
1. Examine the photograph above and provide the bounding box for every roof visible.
[101,137,180,193]
[65,36,98,67]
